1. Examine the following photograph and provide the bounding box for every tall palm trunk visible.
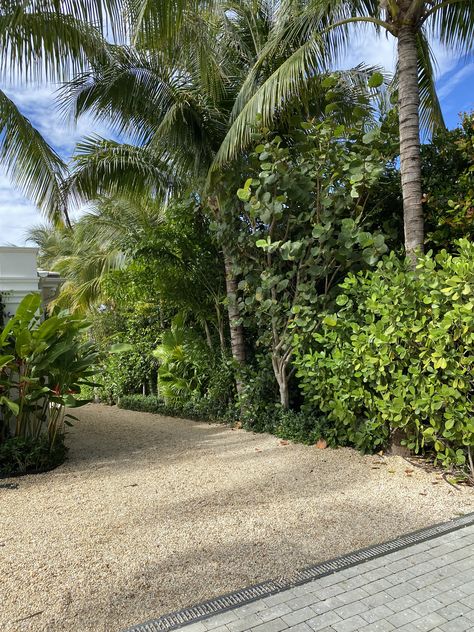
[223,251,246,394]
[397,24,424,261]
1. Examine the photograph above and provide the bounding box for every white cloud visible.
[0,173,41,246]
[339,29,460,81]
[2,84,114,158]
[437,62,474,99]
[0,83,114,245]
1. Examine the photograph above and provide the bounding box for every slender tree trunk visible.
[223,251,245,393]
[203,320,213,350]
[271,353,290,409]
[397,24,424,261]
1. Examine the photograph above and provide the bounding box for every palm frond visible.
[428,1,474,56]
[416,30,445,134]
[0,89,66,222]
[68,136,177,204]
[0,4,114,83]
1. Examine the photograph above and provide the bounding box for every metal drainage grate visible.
[125,512,474,632]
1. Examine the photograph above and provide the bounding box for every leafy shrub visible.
[294,240,474,475]
[0,435,67,476]
[118,394,328,446]
[118,394,218,421]
[0,293,100,475]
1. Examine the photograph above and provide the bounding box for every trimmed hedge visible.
[117,394,328,446]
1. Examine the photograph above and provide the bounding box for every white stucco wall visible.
[0,246,62,321]
[0,246,40,320]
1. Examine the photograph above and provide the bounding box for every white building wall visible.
[0,247,40,320]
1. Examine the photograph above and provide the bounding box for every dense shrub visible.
[118,394,329,446]
[118,394,222,422]
[294,240,474,475]
[0,293,99,476]
[0,435,67,477]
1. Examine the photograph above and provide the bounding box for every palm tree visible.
[28,197,228,352]
[0,0,121,222]
[61,0,375,390]
[213,0,474,259]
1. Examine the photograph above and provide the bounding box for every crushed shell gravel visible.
[1,404,472,632]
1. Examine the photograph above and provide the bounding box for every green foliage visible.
[294,240,474,476]
[0,293,99,475]
[118,394,327,446]
[229,110,395,405]
[0,434,67,477]
[423,112,474,249]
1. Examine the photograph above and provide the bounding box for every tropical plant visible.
[60,0,379,393]
[423,111,474,249]
[0,0,123,221]
[153,312,213,404]
[0,292,100,474]
[294,240,474,479]
[214,0,474,259]
[233,109,395,407]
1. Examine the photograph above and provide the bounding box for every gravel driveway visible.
[1,404,472,632]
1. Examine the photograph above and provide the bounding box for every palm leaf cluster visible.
[0,0,121,222]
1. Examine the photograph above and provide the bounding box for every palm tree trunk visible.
[223,251,246,393]
[397,24,424,261]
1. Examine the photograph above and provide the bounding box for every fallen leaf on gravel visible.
[371,466,381,470]
[388,469,396,473]
[316,439,327,449]
[279,440,289,446]
[405,469,414,474]
[255,448,262,452]
[432,481,440,485]
[420,492,427,496]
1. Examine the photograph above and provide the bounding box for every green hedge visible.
[294,239,474,475]
[117,394,328,445]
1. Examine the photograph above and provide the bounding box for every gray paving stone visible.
[306,610,343,631]
[331,614,367,632]
[360,604,394,623]
[361,578,393,596]
[164,523,474,632]
[336,588,369,606]
[411,597,444,617]
[226,613,264,632]
[258,603,292,623]
[408,612,448,631]
[310,596,345,615]
[359,591,394,608]
[358,622,395,632]
[287,624,313,632]
[180,623,208,632]
[435,602,468,621]
[281,607,315,626]
[334,600,368,620]
[386,608,420,627]
[251,617,287,632]
[287,594,327,611]
[440,616,472,632]
[386,595,418,613]
[203,611,238,629]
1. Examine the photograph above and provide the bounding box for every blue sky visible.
[0,32,473,247]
